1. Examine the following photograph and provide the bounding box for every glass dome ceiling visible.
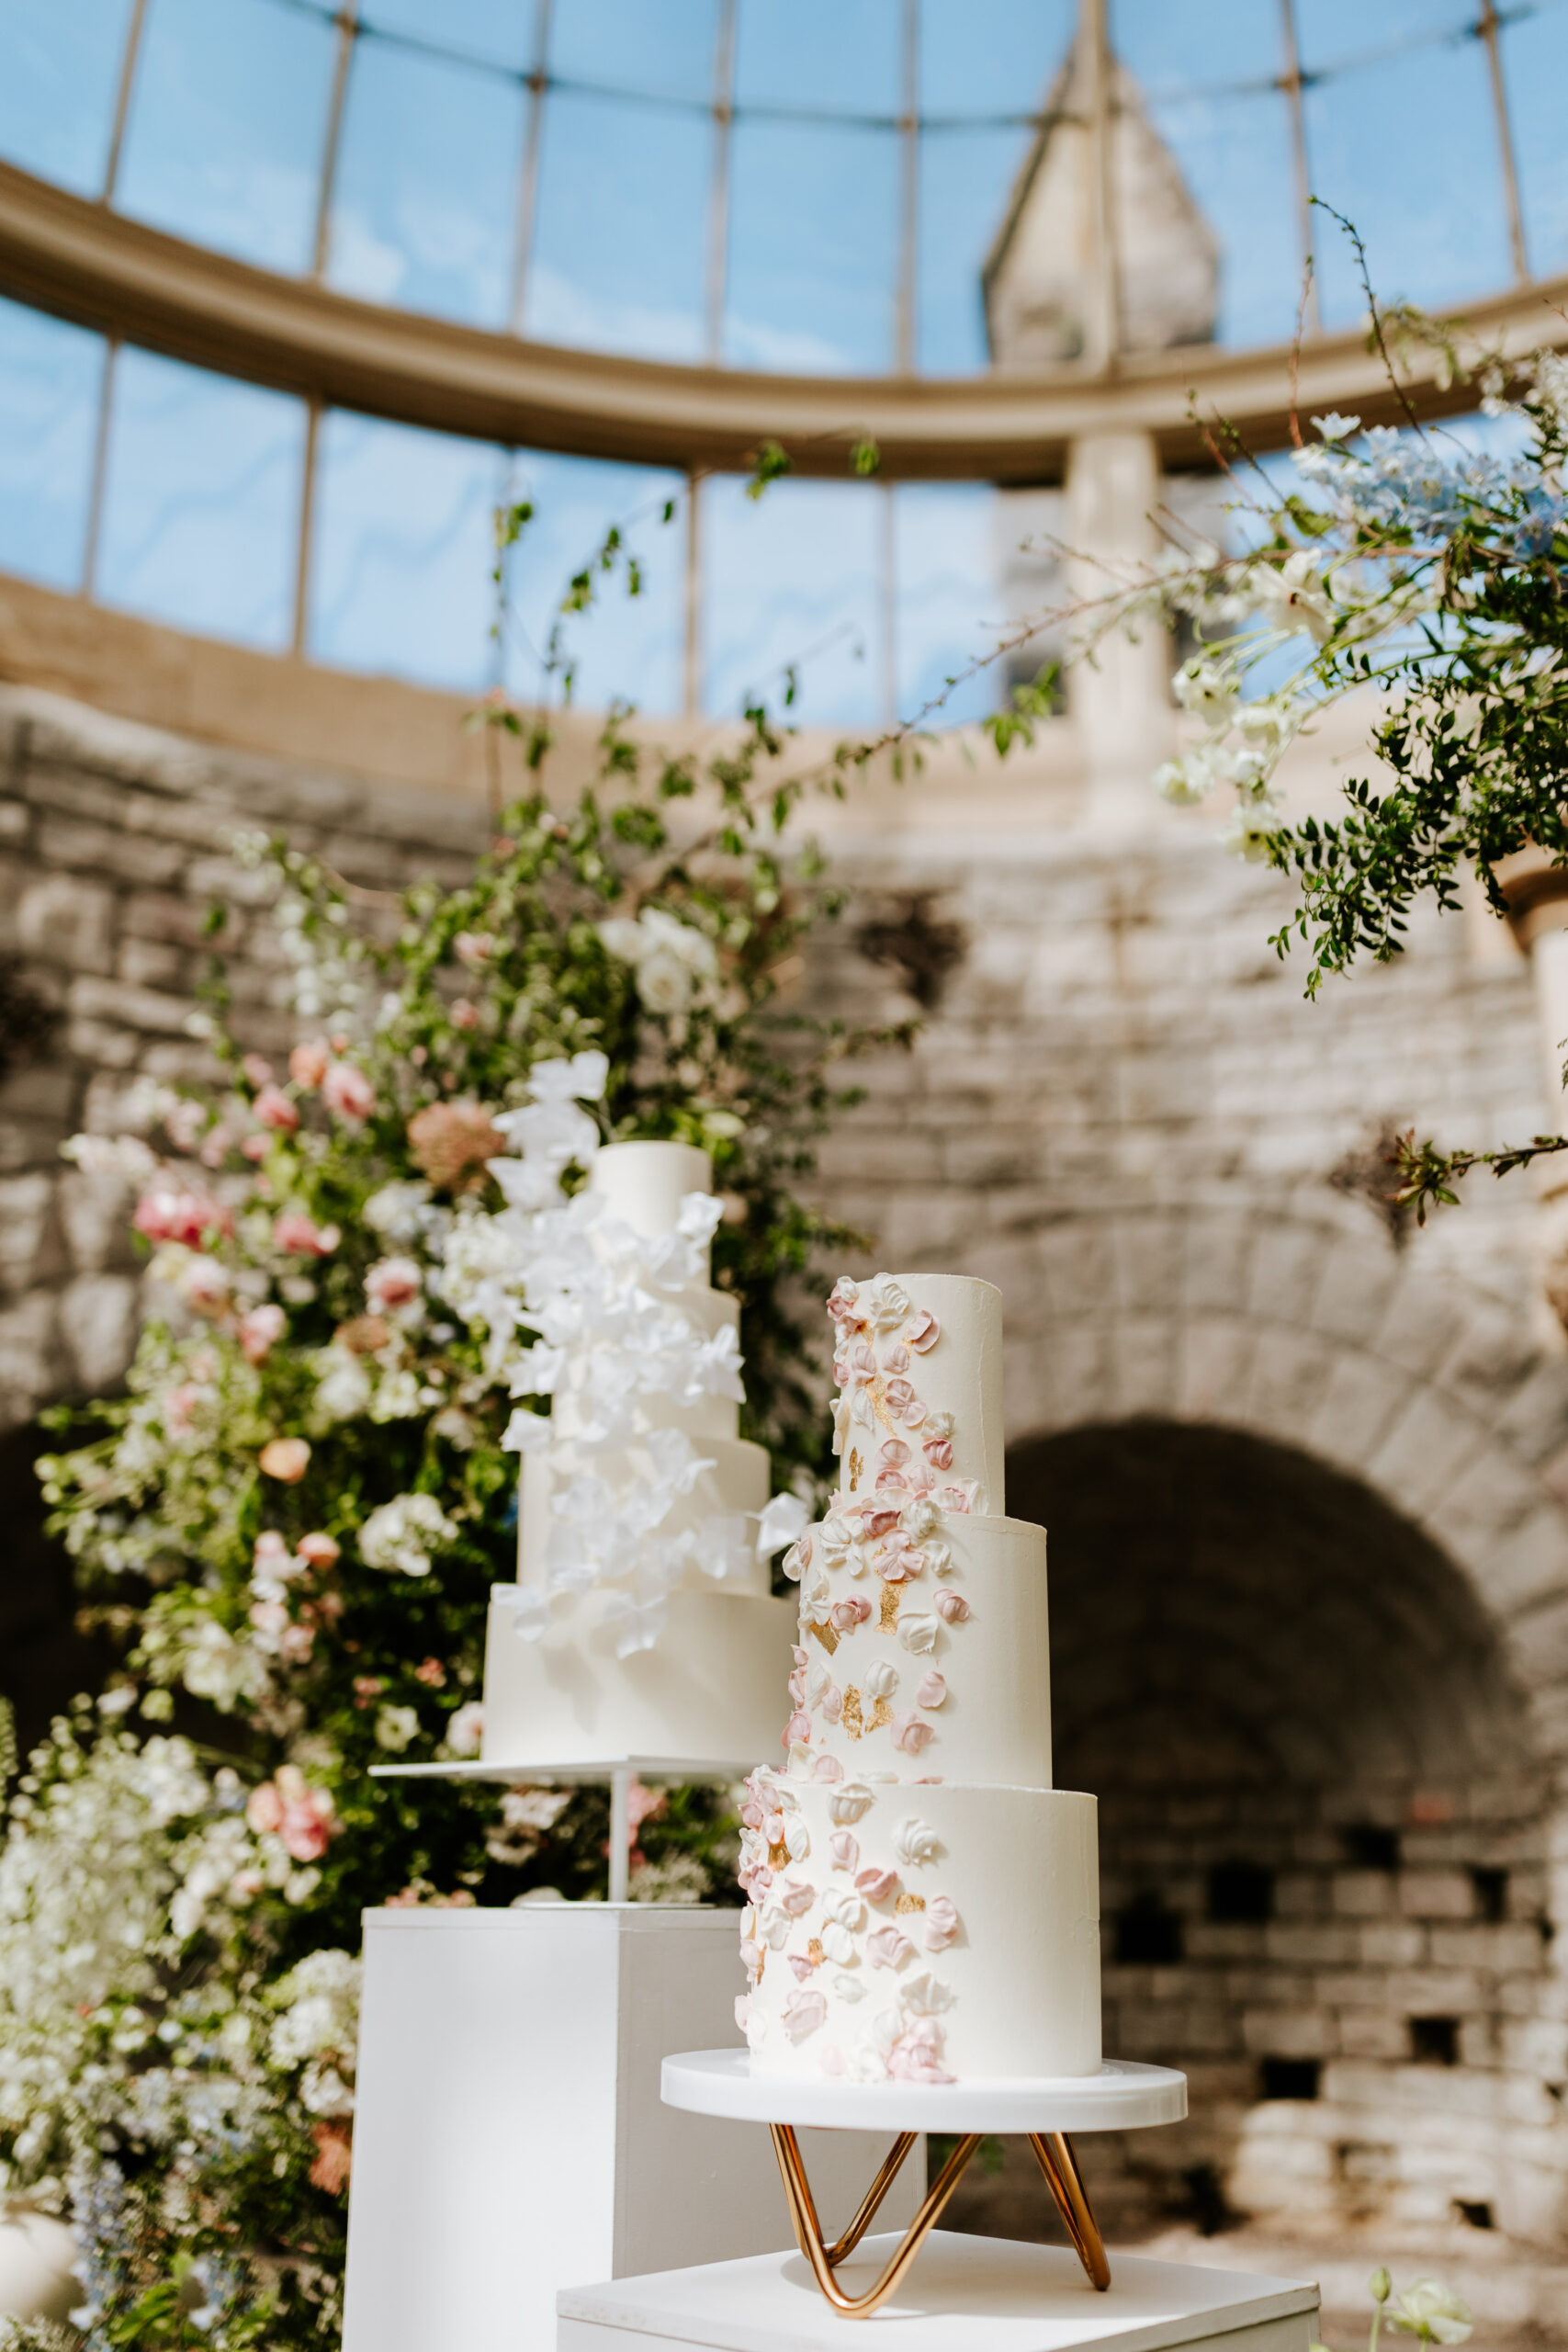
[0,1,1565,730]
[3,0,1565,378]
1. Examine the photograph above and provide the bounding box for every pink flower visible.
[923,1435,954,1471]
[916,1671,947,1709]
[289,1039,331,1090]
[891,1711,935,1756]
[133,1183,232,1250]
[739,1800,765,1831]
[739,1938,763,1984]
[810,1753,843,1783]
[856,1866,898,1903]
[354,1676,385,1709]
[254,1086,299,1133]
[453,932,493,967]
[783,1711,812,1750]
[296,1531,341,1569]
[246,1765,336,1862]
[934,1590,971,1624]
[924,1896,961,1952]
[820,1684,842,1724]
[829,1832,859,1872]
[883,1342,910,1374]
[734,1995,752,2033]
[259,1437,311,1482]
[867,1925,912,1969]
[254,1530,290,1570]
[241,1136,268,1163]
[885,1377,917,1418]
[778,1876,815,1917]
[905,1311,941,1353]
[820,2046,846,2075]
[826,1279,860,1324]
[272,1211,340,1257]
[782,1989,827,2043]
[850,1341,875,1377]
[451,1000,479,1031]
[831,1359,850,1387]
[901,1398,929,1430]
[242,1054,274,1089]
[164,1382,204,1433]
[787,1954,817,1982]
[321,1061,374,1121]
[239,1303,287,1363]
[875,1541,923,1583]
[626,1778,667,1836]
[934,1486,971,1515]
[859,1506,900,1539]
[886,2018,953,2082]
[278,1623,315,1665]
[366,1257,422,1314]
[829,1598,872,1633]
[250,1599,288,1640]
[414,1657,446,1687]
[878,1438,910,1468]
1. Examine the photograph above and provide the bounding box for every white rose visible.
[899,1612,940,1656]
[1392,2284,1472,2346]
[375,1704,420,1753]
[894,1818,942,1869]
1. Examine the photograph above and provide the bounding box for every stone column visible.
[1064,428,1173,830]
[1500,858,1568,1341]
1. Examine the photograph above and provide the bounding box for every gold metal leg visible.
[770,2124,980,2317]
[1028,2132,1111,2290]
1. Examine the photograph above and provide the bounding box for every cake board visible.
[556,2235,1319,2352]
[662,2052,1188,2317]
[371,1754,758,1901]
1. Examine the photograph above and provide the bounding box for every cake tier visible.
[548,1288,743,1448]
[739,1777,1100,2082]
[792,1509,1051,1789]
[589,1136,714,1251]
[519,1433,772,1600]
[481,1585,795,1770]
[832,1273,1004,1516]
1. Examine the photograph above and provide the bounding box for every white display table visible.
[340,1905,920,2352]
[556,2234,1319,2352]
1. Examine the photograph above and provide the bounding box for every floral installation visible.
[5,755,904,2346]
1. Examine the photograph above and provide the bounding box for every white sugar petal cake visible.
[481,1140,794,1770]
[738,1272,1101,2082]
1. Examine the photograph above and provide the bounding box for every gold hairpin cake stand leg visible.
[768,2123,1111,2317]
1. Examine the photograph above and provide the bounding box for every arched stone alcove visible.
[953,1416,1562,2254]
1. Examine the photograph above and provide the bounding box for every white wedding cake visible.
[479,1137,796,1770]
[735,1272,1100,2082]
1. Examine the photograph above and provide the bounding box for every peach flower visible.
[933,1590,971,1623]
[890,1711,935,1756]
[407,1100,506,1190]
[924,1896,961,1952]
[296,1532,341,1569]
[289,1039,331,1089]
[259,1437,311,1482]
[321,1061,374,1121]
[310,2120,354,2195]
[923,1435,954,1471]
[254,1086,299,1133]
[905,1311,941,1352]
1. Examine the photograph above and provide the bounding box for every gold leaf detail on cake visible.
[868,1696,894,1733]
[807,1618,840,1656]
[841,1685,863,1739]
[895,1892,926,1915]
[848,1447,863,1490]
[879,1583,902,1633]
[807,1939,824,1967]
[768,1840,789,1870]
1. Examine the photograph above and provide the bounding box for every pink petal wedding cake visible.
[735,1273,1101,2084]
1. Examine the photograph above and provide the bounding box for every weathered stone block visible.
[58,1271,138,1394]
[16,873,115,975]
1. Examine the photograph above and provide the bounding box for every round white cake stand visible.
[660,2049,1189,2318]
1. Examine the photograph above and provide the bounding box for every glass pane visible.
[0,0,135,196]
[550,0,717,103]
[96,348,303,650]
[363,0,536,75]
[1299,16,1510,323]
[894,482,999,729]
[1135,86,1301,350]
[0,298,102,592]
[502,453,684,713]
[328,37,523,325]
[919,0,1071,119]
[735,0,897,116]
[1500,8,1568,278]
[702,474,884,729]
[309,411,502,689]
[527,92,709,360]
[918,124,1036,375]
[116,0,335,273]
[1294,0,1473,75]
[726,119,898,372]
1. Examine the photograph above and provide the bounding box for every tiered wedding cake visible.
[480,1139,796,1770]
[735,1272,1100,2083]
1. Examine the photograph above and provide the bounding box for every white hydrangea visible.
[358,1492,458,1577]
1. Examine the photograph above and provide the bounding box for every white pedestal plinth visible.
[556,2235,1319,2352]
[340,1905,920,2352]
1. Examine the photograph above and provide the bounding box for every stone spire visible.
[982,9,1219,372]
